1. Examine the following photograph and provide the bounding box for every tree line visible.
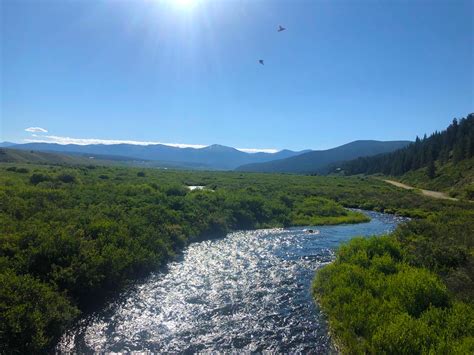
[339,113,474,176]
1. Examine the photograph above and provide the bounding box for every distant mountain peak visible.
[236,140,412,174]
[201,144,238,152]
[6,140,408,172]
[7,141,306,170]
[0,142,17,148]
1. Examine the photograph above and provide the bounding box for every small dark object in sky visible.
[259,59,264,65]
[278,25,286,32]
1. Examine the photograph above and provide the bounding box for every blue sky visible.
[1,0,473,152]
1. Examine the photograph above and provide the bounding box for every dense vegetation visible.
[311,115,474,353]
[291,197,370,225]
[313,208,474,353]
[2,162,446,353]
[340,113,473,179]
[1,160,472,352]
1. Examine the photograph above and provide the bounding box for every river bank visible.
[1,164,465,353]
[58,211,404,353]
[313,207,474,353]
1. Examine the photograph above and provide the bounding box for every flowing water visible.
[58,211,406,353]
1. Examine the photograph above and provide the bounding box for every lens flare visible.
[174,0,198,9]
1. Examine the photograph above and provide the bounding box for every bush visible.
[387,267,449,317]
[313,234,473,354]
[165,184,188,196]
[372,313,432,354]
[0,271,79,353]
[57,173,76,183]
[29,173,50,185]
[6,167,29,173]
[291,197,370,225]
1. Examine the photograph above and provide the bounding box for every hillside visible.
[6,143,308,170]
[0,148,94,165]
[339,114,474,199]
[0,148,218,170]
[399,157,474,200]
[340,114,473,176]
[236,140,411,173]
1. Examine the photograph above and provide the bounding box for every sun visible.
[149,0,201,12]
[173,0,198,9]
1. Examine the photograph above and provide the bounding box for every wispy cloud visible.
[25,127,48,133]
[23,134,279,153]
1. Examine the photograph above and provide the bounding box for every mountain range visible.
[0,142,308,170]
[236,140,412,174]
[1,140,411,172]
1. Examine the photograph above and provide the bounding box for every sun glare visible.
[173,0,198,9]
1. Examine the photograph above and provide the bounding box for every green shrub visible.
[57,173,76,183]
[29,173,50,185]
[372,313,432,354]
[291,197,370,225]
[6,167,29,173]
[0,271,79,353]
[313,232,473,354]
[387,267,449,317]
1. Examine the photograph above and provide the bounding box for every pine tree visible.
[427,159,436,179]
[340,114,473,176]
[453,142,464,162]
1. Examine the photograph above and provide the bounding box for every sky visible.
[1,0,473,152]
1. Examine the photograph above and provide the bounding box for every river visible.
[57,211,406,353]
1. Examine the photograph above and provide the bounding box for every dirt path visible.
[383,179,458,201]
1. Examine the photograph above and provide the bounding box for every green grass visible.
[400,157,474,200]
[291,197,370,225]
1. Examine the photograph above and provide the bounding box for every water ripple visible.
[58,211,405,353]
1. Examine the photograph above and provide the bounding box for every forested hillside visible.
[236,140,411,173]
[340,114,473,176]
[311,115,474,353]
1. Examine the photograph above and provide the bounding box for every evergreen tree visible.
[342,114,473,176]
[427,159,436,179]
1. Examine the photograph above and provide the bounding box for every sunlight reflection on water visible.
[58,211,406,353]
